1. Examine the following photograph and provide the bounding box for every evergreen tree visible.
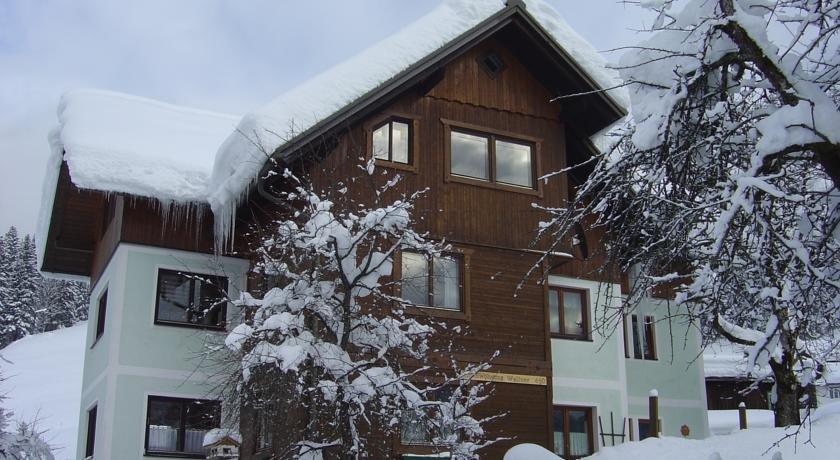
[0,374,54,459]
[0,227,24,347]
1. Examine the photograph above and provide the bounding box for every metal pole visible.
[739,402,747,430]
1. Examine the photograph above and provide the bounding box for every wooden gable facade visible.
[234,11,623,460]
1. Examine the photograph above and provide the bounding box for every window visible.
[449,129,535,189]
[643,316,656,360]
[372,118,412,165]
[627,314,657,360]
[400,386,455,445]
[829,384,840,399]
[400,252,463,311]
[548,287,589,340]
[145,396,221,457]
[443,121,539,193]
[478,51,505,79]
[94,289,107,344]
[638,418,661,440]
[631,315,643,359]
[85,405,97,458]
[155,269,228,330]
[553,406,593,459]
[254,407,273,451]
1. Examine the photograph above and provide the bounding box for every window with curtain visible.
[547,287,589,340]
[553,406,593,459]
[400,386,455,445]
[628,314,657,360]
[255,406,273,451]
[145,396,220,457]
[155,269,228,330]
[400,252,463,311]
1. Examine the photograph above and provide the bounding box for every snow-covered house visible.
[704,342,838,411]
[37,1,708,459]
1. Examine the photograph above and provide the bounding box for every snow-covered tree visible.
[219,164,497,459]
[0,375,54,459]
[537,0,839,427]
[36,279,88,332]
[0,227,31,348]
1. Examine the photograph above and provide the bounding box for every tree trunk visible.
[769,324,801,427]
[770,359,801,426]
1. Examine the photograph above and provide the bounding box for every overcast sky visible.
[0,0,653,236]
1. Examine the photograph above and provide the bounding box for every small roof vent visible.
[479,51,505,79]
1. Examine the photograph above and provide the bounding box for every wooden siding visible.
[232,33,621,459]
[41,162,101,277]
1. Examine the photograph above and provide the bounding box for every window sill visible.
[374,158,417,173]
[551,334,592,342]
[153,319,226,332]
[144,451,205,459]
[405,304,469,321]
[446,174,541,197]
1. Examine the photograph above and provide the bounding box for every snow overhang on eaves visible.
[207,0,629,248]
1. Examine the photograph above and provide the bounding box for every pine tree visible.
[10,236,39,339]
[67,281,90,323]
[0,227,23,347]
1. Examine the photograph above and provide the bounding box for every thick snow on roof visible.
[207,0,628,244]
[703,341,771,380]
[55,89,239,201]
[36,89,239,271]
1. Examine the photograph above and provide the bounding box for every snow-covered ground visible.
[0,322,86,459]
[708,409,775,435]
[506,403,840,460]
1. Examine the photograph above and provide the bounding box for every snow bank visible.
[504,443,562,460]
[0,323,87,459]
[586,406,840,460]
[207,0,628,246]
[707,410,774,436]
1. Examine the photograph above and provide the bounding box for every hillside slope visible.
[0,322,86,459]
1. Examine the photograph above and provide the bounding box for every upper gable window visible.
[478,51,505,79]
[372,118,411,165]
[444,121,539,194]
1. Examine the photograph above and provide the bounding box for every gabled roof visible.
[38,0,628,273]
[207,0,629,244]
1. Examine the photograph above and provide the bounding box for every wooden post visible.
[738,402,747,430]
[648,389,659,438]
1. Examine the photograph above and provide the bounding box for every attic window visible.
[479,51,505,79]
[369,115,418,172]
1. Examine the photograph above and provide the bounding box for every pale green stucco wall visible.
[76,244,248,460]
[548,276,709,452]
[624,298,708,439]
